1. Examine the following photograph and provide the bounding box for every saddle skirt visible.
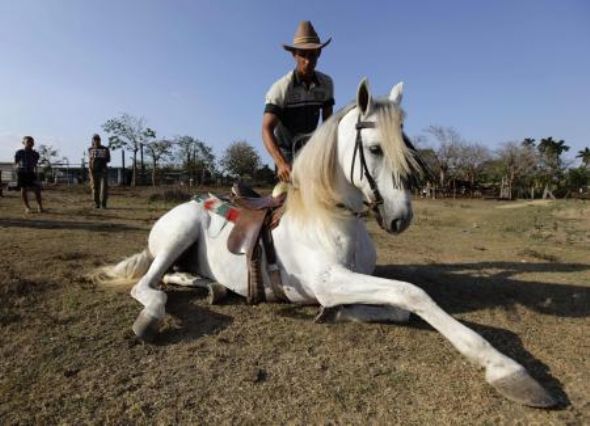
[193,192,287,304]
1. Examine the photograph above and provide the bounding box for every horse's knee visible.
[403,286,434,314]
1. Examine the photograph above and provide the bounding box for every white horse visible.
[97,79,555,407]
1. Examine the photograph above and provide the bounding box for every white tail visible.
[91,249,153,289]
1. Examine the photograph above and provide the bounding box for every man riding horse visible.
[262,21,334,183]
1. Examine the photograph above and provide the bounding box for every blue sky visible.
[1,0,589,167]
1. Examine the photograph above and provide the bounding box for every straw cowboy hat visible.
[282,20,331,52]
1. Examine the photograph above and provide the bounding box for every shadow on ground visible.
[396,316,570,407]
[155,288,233,345]
[466,319,570,407]
[376,261,590,318]
[0,218,143,232]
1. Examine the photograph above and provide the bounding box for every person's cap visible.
[282,20,331,52]
[92,134,101,141]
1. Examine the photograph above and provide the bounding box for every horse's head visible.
[338,79,422,234]
[287,79,424,236]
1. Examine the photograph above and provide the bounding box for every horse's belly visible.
[195,223,249,297]
[188,219,318,304]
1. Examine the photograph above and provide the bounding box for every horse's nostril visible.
[391,219,403,232]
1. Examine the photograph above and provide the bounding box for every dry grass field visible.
[1,186,589,424]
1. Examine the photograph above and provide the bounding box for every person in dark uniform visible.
[262,20,334,182]
[88,134,111,208]
[14,136,44,213]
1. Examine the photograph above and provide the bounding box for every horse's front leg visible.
[311,265,555,407]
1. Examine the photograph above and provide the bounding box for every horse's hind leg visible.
[163,272,228,304]
[130,249,190,340]
[131,204,204,340]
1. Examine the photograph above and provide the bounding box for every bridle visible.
[349,115,385,228]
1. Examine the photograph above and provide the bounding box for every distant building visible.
[0,161,129,187]
[51,164,129,185]
[0,162,17,185]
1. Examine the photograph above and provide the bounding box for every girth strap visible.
[227,195,287,304]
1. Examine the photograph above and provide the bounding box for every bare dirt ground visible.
[1,186,589,424]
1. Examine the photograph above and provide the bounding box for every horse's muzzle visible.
[389,209,413,234]
[390,218,405,233]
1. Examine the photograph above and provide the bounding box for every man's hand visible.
[262,112,293,182]
[276,160,292,182]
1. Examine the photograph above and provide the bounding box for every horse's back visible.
[149,200,206,253]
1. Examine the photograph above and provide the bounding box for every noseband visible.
[349,116,385,228]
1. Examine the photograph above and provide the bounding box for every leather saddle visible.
[226,182,287,304]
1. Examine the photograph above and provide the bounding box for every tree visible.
[566,167,589,194]
[255,164,277,185]
[37,144,59,166]
[577,147,590,168]
[415,147,439,198]
[521,137,536,148]
[173,136,216,184]
[496,140,538,199]
[174,135,197,169]
[220,140,260,179]
[145,140,173,186]
[37,144,60,182]
[195,141,216,183]
[456,143,491,195]
[519,138,541,198]
[102,113,156,186]
[425,125,464,192]
[537,137,569,199]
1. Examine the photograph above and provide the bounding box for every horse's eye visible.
[368,145,383,156]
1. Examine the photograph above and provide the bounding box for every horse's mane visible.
[286,100,420,229]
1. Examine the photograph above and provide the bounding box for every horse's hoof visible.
[132,310,160,342]
[489,369,556,408]
[207,283,227,305]
[314,306,341,323]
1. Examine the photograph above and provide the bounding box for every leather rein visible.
[348,115,385,228]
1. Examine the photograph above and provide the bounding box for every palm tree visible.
[538,137,569,160]
[537,137,570,199]
[577,147,590,168]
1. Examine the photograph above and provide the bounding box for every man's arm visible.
[106,148,111,164]
[88,148,94,171]
[322,105,333,122]
[262,112,291,182]
[322,75,334,122]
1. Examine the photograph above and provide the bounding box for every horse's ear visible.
[389,82,404,105]
[356,78,373,117]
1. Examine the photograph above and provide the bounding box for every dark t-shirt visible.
[15,149,40,172]
[264,70,334,160]
[89,146,111,171]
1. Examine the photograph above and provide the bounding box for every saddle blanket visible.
[194,194,240,223]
